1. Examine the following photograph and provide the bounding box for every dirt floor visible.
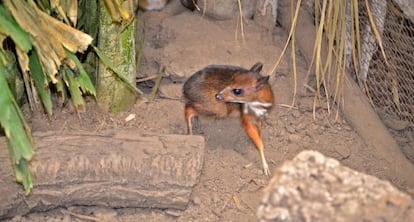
[6,1,414,222]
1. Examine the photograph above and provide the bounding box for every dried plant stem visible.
[364,0,401,110]
[61,209,101,222]
[148,66,164,102]
[236,0,245,42]
[202,0,207,16]
[290,0,298,107]
[364,0,387,66]
[278,104,299,109]
[312,0,327,119]
[136,75,158,83]
[352,0,361,76]
[270,0,301,76]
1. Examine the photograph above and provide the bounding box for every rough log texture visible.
[0,130,205,220]
[258,150,414,222]
[96,0,138,112]
[278,1,414,188]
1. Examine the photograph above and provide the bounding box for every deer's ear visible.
[250,62,263,73]
[256,76,269,89]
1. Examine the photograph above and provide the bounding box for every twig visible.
[232,195,241,210]
[136,75,158,83]
[191,0,200,11]
[236,0,245,42]
[270,0,302,76]
[148,65,164,101]
[221,195,232,211]
[61,209,102,222]
[240,197,256,213]
[277,104,298,109]
[303,83,316,93]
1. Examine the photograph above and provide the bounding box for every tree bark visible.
[0,130,205,219]
[96,0,138,113]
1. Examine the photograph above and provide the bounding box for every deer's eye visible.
[232,88,244,96]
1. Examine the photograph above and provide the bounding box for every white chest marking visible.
[243,102,272,117]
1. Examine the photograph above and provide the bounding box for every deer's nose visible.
[215,93,223,101]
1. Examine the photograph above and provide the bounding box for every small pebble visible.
[192,195,201,205]
[302,141,311,148]
[296,122,307,131]
[125,113,136,122]
[343,124,353,131]
[292,110,301,118]
[286,125,296,134]
[165,209,183,217]
[303,135,311,143]
[288,134,302,143]
[211,193,220,203]
[333,146,351,160]
[279,129,288,138]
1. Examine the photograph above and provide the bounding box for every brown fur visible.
[183,62,275,175]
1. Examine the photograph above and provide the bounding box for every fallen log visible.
[0,130,205,219]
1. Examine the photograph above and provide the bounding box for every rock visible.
[211,193,220,203]
[295,121,307,132]
[343,124,353,131]
[165,209,183,217]
[291,110,301,118]
[287,134,301,143]
[285,125,296,134]
[190,0,258,20]
[257,150,414,222]
[192,195,202,206]
[333,145,351,160]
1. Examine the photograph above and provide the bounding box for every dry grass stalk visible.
[270,0,302,108]
[236,0,245,42]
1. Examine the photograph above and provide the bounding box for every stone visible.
[287,134,301,143]
[258,150,414,222]
[192,0,258,20]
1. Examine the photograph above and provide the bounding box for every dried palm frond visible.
[0,0,130,194]
[4,0,92,83]
[102,0,132,23]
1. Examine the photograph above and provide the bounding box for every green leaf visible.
[0,4,32,52]
[62,67,86,110]
[15,158,33,195]
[65,50,96,96]
[0,64,33,195]
[8,122,34,160]
[0,49,6,65]
[0,69,32,161]
[92,45,142,95]
[29,50,53,116]
[55,71,66,104]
